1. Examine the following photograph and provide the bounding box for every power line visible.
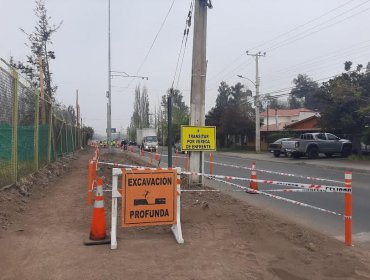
[171,1,194,89]
[207,0,358,85]
[260,70,365,101]
[266,1,370,52]
[175,2,194,89]
[248,0,357,52]
[263,46,370,86]
[126,0,177,89]
[264,40,370,80]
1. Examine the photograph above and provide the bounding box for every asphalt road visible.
[136,147,370,246]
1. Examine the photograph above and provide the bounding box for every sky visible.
[1,0,370,135]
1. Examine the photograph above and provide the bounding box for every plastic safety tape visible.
[205,160,343,184]
[182,171,350,193]
[209,177,342,216]
[125,148,342,184]
[98,161,350,193]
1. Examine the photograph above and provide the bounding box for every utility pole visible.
[189,0,212,184]
[246,51,266,153]
[107,0,112,149]
[167,92,173,168]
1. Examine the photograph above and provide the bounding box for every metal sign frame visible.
[110,167,184,250]
[181,125,216,151]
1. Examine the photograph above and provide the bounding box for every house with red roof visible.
[260,108,317,132]
[259,108,320,150]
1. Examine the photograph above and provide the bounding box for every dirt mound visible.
[0,153,80,231]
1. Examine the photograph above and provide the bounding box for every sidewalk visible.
[215,151,370,173]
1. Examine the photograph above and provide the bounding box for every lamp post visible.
[237,74,260,152]
[106,0,148,149]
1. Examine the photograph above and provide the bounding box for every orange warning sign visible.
[121,169,177,227]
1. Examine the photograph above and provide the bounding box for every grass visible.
[348,154,370,162]
[0,160,37,188]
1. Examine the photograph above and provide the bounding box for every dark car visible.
[128,140,137,146]
[268,138,291,157]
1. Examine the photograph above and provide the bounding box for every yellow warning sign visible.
[121,169,177,227]
[181,126,216,151]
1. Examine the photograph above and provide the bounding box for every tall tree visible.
[11,0,62,99]
[129,85,150,139]
[206,81,254,147]
[289,74,320,109]
[317,62,370,153]
[160,89,189,143]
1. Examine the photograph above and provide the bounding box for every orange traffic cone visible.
[84,178,110,245]
[155,149,159,161]
[248,162,258,193]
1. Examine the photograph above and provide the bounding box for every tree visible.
[129,85,150,140]
[206,81,254,148]
[11,0,62,99]
[82,126,94,145]
[160,88,189,144]
[263,96,288,110]
[289,74,320,109]
[317,62,370,153]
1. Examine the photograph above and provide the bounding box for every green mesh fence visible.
[0,60,84,188]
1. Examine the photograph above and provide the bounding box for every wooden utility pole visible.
[189,0,212,184]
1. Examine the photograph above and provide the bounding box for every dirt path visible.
[1,148,370,280]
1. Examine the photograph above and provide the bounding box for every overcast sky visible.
[1,0,370,135]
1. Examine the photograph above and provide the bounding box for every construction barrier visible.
[92,147,353,246]
[344,171,352,246]
[111,167,183,249]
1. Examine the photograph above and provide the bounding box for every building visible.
[259,108,319,150]
[260,108,317,131]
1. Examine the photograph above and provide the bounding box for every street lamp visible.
[237,74,261,152]
[237,74,256,87]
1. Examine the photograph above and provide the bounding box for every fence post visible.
[11,69,19,184]
[34,89,40,171]
[47,105,53,163]
[70,124,74,153]
[64,121,68,154]
[344,171,352,246]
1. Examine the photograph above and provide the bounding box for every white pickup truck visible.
[281,133,352,159]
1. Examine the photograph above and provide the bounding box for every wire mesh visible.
[17,80,36,178]
[0,65,14,186]
[0,60,83,188]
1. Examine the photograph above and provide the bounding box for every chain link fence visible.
[0,59,85,188]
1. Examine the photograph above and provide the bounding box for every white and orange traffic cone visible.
[84,178,110,245]
[155,149,159,161]
[248,162,258,194]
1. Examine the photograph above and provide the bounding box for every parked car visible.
[281,133,352,159]
[268,138,291,157]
